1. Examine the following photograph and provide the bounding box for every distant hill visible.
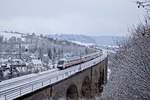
[48,34,126,46]
[48,34,96,44]
[92,36,126,46]
[0,32,126,46]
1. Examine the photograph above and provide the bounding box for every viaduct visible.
[15,56,108,100]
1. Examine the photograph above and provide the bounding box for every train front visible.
[57,59,66,70]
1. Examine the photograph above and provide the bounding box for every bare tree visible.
[101,18,150,100]
[137,0,150,11]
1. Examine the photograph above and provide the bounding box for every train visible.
[57,52,101,70]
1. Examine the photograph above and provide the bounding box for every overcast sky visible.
[0,0,145,36]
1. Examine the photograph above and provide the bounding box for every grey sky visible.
[0,0,145,36]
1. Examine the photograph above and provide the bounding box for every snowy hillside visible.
[0,31,22,40]
[0,31,97,81]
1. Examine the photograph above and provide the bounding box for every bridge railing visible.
[0,53,107,100]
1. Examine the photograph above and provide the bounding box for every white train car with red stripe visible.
[57,52,101,70]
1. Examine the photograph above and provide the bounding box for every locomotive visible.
[57,52,101,70]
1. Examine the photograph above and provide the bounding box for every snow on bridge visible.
[0,51,107,100]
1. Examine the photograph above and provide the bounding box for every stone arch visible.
[98,67,104,92]
[94,70,98,79]
[66,84,78,100]
[94,69,99,93]
[81,76,91,98]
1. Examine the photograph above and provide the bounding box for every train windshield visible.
[58,60,64,65]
